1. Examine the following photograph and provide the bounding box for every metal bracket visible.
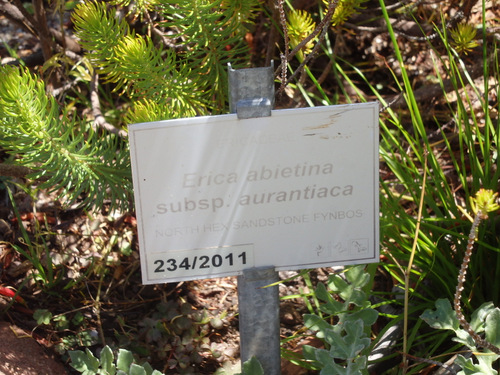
[228,62,274,119]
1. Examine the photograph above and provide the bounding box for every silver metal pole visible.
[228,63,281,375]
[237,267,281,375]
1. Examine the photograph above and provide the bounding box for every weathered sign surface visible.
[129,102,379,283]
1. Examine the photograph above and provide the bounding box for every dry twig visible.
[90,73,128,138]
[275,0,338,93]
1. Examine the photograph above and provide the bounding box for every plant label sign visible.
[129,102,379,284]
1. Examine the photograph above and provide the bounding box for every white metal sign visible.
[129,102,379,284]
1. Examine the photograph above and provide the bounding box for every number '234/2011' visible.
[153,251,247,273]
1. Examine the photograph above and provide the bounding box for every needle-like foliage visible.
[72,1,207,121]
[73,0,260,119]
[1,0,260,210]
[158,0,261,111]
[0,65,132,210]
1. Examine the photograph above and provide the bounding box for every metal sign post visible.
[228,63,281,374]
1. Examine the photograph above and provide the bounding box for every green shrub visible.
[0,0,260,211]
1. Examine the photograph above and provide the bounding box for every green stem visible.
[402,151,427,373]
